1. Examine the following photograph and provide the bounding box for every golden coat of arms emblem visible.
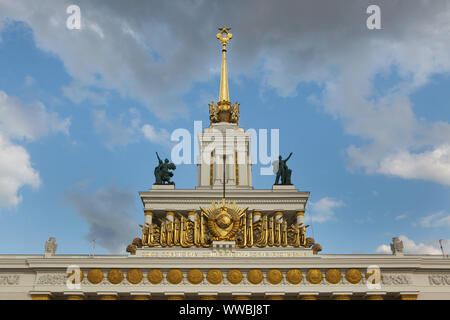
[201,199,247,241]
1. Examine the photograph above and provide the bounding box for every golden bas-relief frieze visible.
[139,199,308,248]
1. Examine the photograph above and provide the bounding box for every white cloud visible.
[377,145,450,185]
[0,90,70,141]
[376,235,444,255]
[395,214,408,221]
[66,184,139,253]
[0,133,40,207]
[92,109,170,149]
[419,211,450,228]
[0,90,69,208]
[375,244,391,254]
[309,197,344,223]
[141,124,170,145]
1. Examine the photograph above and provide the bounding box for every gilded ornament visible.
[206,269,223,285]
[167,269,183,284]
[187,269,204,284]
[126,269,143,284]
[345,269,362,284]
[147,269,163,284]
[247,269,263,284]
[107,269,124,284]
[325,269,342,284]
[87,269,103,284]
[200,199,247,241]
[227,269,243,284]
[267,269,283,285]
[286,269,303,284]
[306,269,323,284]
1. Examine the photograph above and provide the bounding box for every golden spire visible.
[209,26,240,124]
[217,26,232,104]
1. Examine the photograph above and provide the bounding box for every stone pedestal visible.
[151,184,175,190]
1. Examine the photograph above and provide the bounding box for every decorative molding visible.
[428,275,450,285]
[381,274,412,285]
[137,250,311,258]
[36,274,66,285]
[143,199,307,204]
[0,275,20,285]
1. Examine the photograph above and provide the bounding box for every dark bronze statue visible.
[154,152,176,185]
[274,152,293,185]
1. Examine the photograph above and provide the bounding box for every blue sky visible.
[0,1,449,255]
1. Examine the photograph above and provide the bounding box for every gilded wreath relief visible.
[129,199,316,251]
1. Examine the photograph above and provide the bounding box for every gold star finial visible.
[218,25,231,33]
[216,25,232,50]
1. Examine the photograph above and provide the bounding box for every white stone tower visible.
[197,26,253,189]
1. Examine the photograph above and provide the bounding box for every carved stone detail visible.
[36,274,66,285]
[428,275,450,285]
[381,274,412,285]
[0,275,20,285]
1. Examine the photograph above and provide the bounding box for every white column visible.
[253,211,262,223]
[144,211,153,225]
[296,211,305,225]
[166,211,174,222]
[188,211,196,222]
[275,211,283,222]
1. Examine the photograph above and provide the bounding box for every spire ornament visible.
[209,25,240,124]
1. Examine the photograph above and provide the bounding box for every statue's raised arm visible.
[156,152,162,163]
[285,152,293,162]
